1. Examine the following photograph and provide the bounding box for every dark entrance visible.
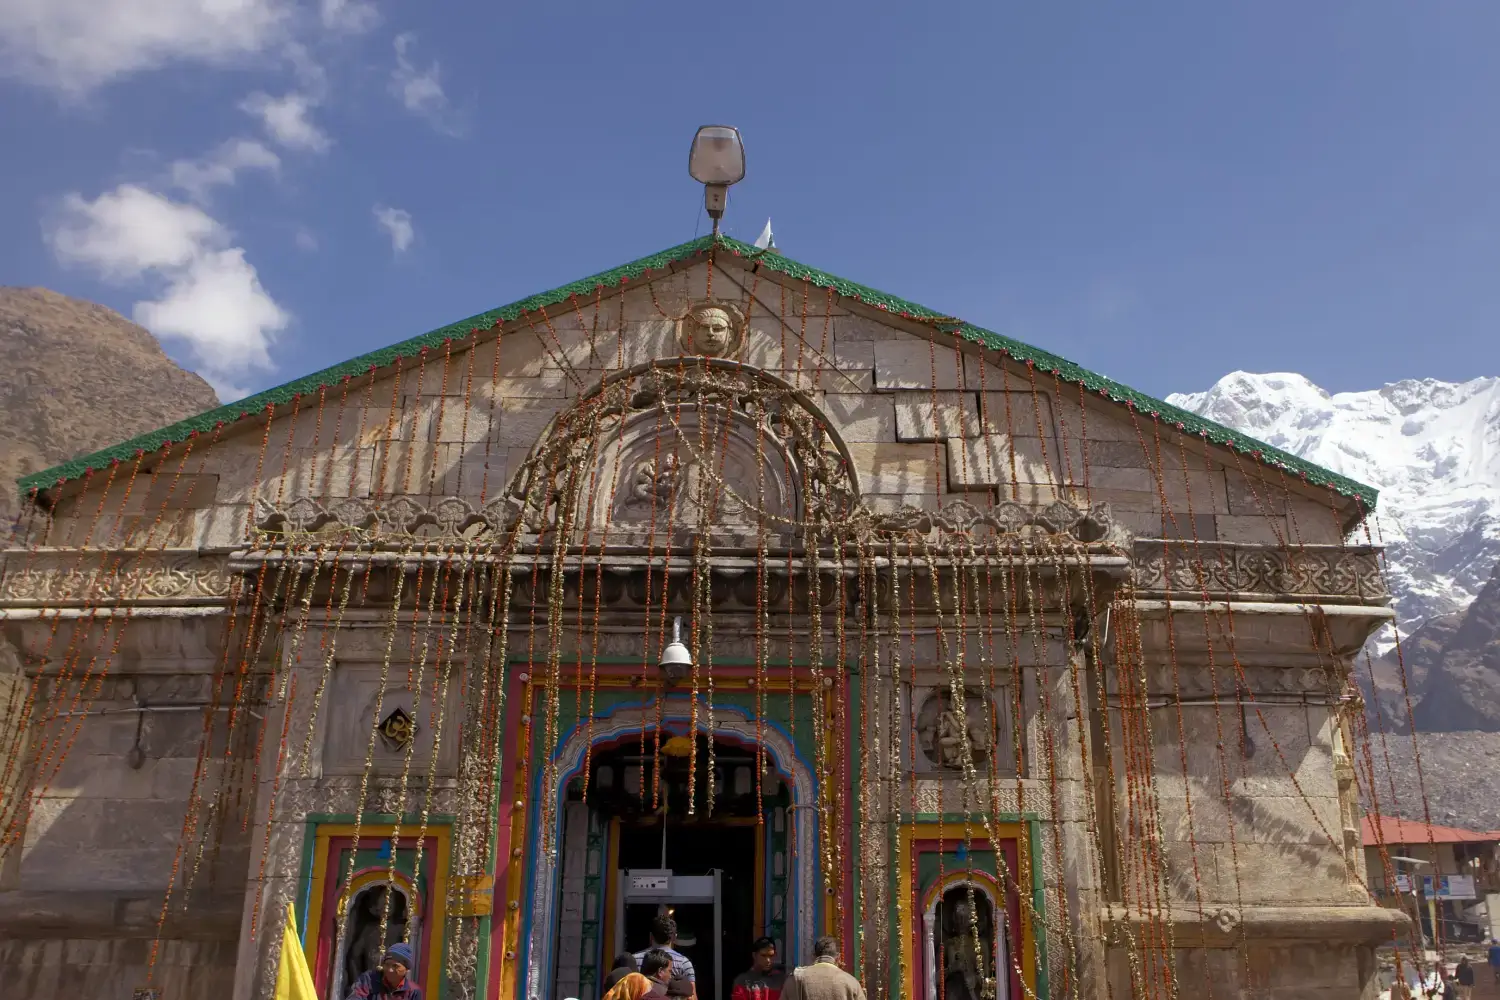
[561,733,786,1000]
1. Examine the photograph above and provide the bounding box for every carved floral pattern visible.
[1132,539,1386,603]
[0,551,231,605]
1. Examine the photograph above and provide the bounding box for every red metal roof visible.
[1362,815,1500,847]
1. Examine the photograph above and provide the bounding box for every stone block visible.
[834,314,906,342]
[975,390,1058,439]
[1079,438,1177,470]
[419,401,503,445]
[492,328,550,377]
[893,392,980,441]
[873,341,964,391]
[1225,474,1287,516]
[497,397,564,452]
[819,395,896,443]
[491,373,572,400]
[1115,507,1217,541]
[1215,514,1290,545]
[846,442,942,494]
[946,435,1056,490]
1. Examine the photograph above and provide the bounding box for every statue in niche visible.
[941,888,996,1000]
[678,301,745,357]
[341,886,412,993]
[917,689,996,771]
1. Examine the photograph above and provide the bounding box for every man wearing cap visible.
[346,942,423,1000]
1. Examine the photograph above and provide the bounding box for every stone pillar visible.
[1050,644,1107,1000]
[0,634,26,877]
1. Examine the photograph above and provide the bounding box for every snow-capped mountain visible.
[1167,372,1500,642]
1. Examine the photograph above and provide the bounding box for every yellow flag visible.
[275,902,320,1000]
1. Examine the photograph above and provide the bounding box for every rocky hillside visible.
[0,287,218,532]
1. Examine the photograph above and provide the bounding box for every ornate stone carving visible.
[677,300,745,357]
[0,550,231,606]
[916,688,996,771]
[871,498,1126,547]
[1132,540,1387,604]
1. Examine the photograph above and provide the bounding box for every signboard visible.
[1394,873,1412,893]
[631,874,671,892]
[1420,875,1477,900]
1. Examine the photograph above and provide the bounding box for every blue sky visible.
[2,3,1497,403]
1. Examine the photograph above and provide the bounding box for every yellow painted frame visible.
[303,822,452,994]
[897,822,1035,1000]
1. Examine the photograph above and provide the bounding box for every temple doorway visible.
[551,732,792,1000]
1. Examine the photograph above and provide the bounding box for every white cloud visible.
[320,0,378,33]
[241,91,330,152]
[49,185,221,279]
[0,0,291,95]
[135,248,284,372]
[48,184,288,384]
[390,33,458,134]
[294,227,318,251]
[373,205,414,253]
[170,138,281,201]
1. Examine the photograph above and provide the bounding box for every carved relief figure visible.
[601,407,795,531]
[632,454,682,505]
[940,889,997,1000]
[338,886,415,998]
[917,689,997,771]
[678,301,745,357]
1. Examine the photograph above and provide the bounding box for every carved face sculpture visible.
[688,306,733,355]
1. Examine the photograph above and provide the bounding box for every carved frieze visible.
[0,549,231,607]
[1132,540,1387,605]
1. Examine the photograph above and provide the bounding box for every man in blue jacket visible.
[346,942,423,1000]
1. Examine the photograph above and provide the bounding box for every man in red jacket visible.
[731,937,785,1000]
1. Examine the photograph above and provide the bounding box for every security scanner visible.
[616,868,723,1000]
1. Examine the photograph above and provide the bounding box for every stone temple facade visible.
[0,235,1403,999]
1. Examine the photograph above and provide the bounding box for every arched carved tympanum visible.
[505,359,861,544]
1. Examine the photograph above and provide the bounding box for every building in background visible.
[1364,816,1500,943]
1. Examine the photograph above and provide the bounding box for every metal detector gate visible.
[616,868,722,1000]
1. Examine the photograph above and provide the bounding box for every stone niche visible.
[907,684,1016,778]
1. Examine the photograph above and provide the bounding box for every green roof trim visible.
[19,234,1377,511]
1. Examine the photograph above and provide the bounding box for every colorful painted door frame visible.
[513,698,820,1000]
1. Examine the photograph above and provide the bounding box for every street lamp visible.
[689,125,745,234]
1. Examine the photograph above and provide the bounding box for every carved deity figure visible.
[918,690,996,771]
[679,301,744,357]
[941,890,996,1000]
[342,887,410,990]
[632,454,681,505]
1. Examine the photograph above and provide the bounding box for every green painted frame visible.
[885,811,1050,1000]
[293,812,474,998]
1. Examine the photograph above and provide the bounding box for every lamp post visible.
[689,125,745,235]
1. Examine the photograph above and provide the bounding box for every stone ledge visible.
[1101,902,1409,948]
[0,890,242,939]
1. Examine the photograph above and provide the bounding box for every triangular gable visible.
[17,234,1378,511]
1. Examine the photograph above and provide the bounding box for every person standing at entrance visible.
[345,943,423,1000]
[640,949,676,999]
[633,915,696,998]
[1489,940,1500,985]
[779,937,864,1000]
[731,936,785,1000]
